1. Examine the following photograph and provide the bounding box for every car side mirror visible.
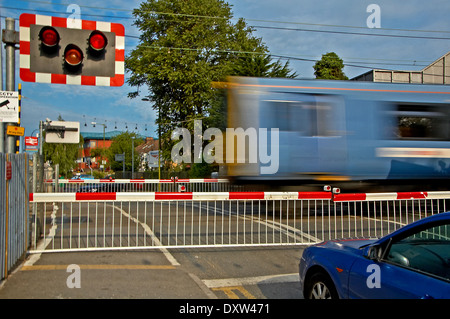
[365,245,382,261]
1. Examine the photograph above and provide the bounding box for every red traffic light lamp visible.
[89,30,108,52]
[39,26,59,48]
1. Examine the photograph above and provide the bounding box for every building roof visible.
[81,131,150,140]
[81,130,122,140]
[135,137,159,154]
[352,51,450,85]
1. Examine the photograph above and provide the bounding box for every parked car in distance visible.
[299,212,450,299]
[71,174,98,192]
[71,174,95,180]
[77,183,106,193]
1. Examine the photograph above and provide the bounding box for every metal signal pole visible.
[4,17,18,153]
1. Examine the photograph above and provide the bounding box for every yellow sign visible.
[6,125,25,136]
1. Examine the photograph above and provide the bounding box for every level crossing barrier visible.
[27,189,450,254]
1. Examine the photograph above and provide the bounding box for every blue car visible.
[299,212,450,299]
[71,174,95,180]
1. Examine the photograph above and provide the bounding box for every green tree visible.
[105,132,143,173]
[233,54,297,78]
[126,0,267,161]
[313,52,348,80]
[43,116,83,177]
[189,161,213,178]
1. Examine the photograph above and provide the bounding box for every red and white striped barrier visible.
[334,191,450,201]
[29,190,450,203]
[29,191,333,202]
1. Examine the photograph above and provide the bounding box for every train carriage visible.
[226,76,450,189]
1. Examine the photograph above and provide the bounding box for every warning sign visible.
[6,125,25,136]
[0,91,19,123]
[6,161,11,180]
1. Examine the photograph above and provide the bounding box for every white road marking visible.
[203,273,299,288]
[25,202,59,266]
[109,204,180,266]
[195,202,322,243]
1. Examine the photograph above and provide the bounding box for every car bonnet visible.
[317,238,377,251]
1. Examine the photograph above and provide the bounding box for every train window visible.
[315,102,334,136]
[393,104,450,140]
[265,95,338,136]
[265,100,306,132]
[271,101,291,131]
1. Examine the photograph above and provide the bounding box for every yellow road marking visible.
[21,264,177,271]
[212,286,256,299]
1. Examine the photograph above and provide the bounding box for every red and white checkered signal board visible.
[19,13,125,87]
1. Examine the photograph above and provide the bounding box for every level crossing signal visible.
[19,13,124,86]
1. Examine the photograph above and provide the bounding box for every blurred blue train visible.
[226,76,450,188]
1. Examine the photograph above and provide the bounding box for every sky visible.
[0,0,449,149]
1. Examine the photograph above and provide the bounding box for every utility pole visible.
[0,17,4,153]
[131,136,135,179]
[4,17,18,153]
[39,120,43,156]
[91,121,107,171]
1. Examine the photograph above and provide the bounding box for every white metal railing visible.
[43,178,248,193]
[28,190,450,253]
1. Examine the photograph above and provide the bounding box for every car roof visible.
[377,211,450,244]
[408,211,450,226]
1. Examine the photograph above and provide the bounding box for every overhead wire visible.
[1,2,446,70]
[253,25,450,41]
[4,1,450,40]
[11,0,450,34]
[128,44,429,71]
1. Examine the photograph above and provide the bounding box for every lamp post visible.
[91,121,106,146]
[142,97,161,180]
[131,136,135,179]
[91,121,106,171]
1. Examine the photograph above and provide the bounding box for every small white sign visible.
[0,91,19,123]
[148,150,162,168]
[45,121,80,144]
